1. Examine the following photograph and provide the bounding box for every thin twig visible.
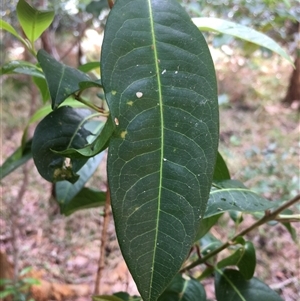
[180,194,300,272]
[94,188,111,295]
[108,0,114,9]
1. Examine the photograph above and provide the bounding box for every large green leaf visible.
[157,274,206,301]
[215,269,284,301]
[0,140,32,180]
[55,152,105,214]
[205,180,277,218]
[16,0,54,43]
[32,106,95,183]
[37,50,101,109]
[192,17,294,66]
[101,1,219,300]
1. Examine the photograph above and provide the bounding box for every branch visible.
[181,193,300,272]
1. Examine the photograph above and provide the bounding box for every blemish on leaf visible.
[127,100,134,106]
[112,90,117,95]
[120,131,127,139]
[161,69,166,75]
[136,92,143,98]
[114,118,119,126]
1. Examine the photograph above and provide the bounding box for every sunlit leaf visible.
[0,19,28,45]
[16,0,54,43]
[193,17,294,66]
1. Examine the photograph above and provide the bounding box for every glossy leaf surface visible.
[32,106,93,183]
[37,50,99,109]
[193,17,293,65]
[157,274,206,301]
[215,269,284,301]
[101,0,219,299]
[0,19,28,45]
[16,0,54,43]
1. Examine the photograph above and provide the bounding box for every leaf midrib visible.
[147,0,164,297]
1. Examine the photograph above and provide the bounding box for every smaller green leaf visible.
[229,210,244,225]
[206,180,277,218]
[113,292,141,301]
[79,80,102,90]
[158,274,206,301]
[213,152,230,181]
[56,151,104,213]
[21,99,89,146]
[215,269,283,301]
[37,50,101,109]
[0,19,27,45]
[197,267,215,281]
[217,241,256,279]
[54,116,114,158]
[21,278,40,285]
[193,17,294,66]
[78,62,100,73]
[0,60,44,77]
[217,248,245,269]
[0,291,13,298]
[282,222,297,241]
[16,0,54,43]
[0,140,32,180]
[33,76,50,103]
[238,242,256,280]
[60,187,106,216]
[201,241,222,257]
[32,106,94,183]
[195,214,222,241]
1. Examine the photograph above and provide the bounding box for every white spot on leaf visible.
[136,92,143,98]
[114,118,119,126]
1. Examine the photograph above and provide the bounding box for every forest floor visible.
[1,45,299,301]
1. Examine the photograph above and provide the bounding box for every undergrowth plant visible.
[0,0,299,301]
